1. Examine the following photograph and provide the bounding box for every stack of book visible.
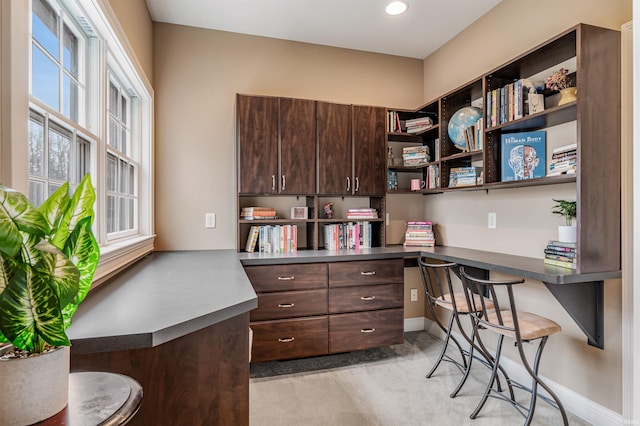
[323,222,372,251]
[402,146,430,167]
[240,206,277,220]
[547,143,577,176]
[405,117,433,134]
[448,167,481,188]
[543,240,577,269]
[403,221,435,247]
[245,224,297,253]
[346,208,378,219]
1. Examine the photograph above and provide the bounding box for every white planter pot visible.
[0,346,69,426]
[558,225,577,243]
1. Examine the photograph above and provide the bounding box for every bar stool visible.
[417,258,496,398]
[459,267,568,426]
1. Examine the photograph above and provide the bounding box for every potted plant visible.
[546,68,576,106]
[0,174,100,425]
[552,198,577,243]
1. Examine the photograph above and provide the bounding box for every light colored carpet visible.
[250,331,589,426]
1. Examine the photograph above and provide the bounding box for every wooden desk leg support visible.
[543,280,604,349]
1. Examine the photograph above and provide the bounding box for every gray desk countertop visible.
[68,250,257,355]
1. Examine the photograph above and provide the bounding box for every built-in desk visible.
[239,245,621,349]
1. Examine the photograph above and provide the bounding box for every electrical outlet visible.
[488,212,496,229]
[205,213,216,228]
[410,288,418,302]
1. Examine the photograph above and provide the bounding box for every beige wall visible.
[420,0,631,413]
[108,0,153,84]
[152,24,424,252]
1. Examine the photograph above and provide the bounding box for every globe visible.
[447,106,483,151]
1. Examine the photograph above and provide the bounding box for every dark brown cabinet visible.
[352,105,387,195]
[236,95,316,195]
[247,259,404,363]
[317,101,352,194]
[237,94,278,194]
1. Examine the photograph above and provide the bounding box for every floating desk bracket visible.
[543,280,604,349]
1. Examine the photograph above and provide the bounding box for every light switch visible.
[205,213,216,228]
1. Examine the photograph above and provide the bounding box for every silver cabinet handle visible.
[278,337,295,343]
[282,174,286,191]
[360,328,376,333]
[271,175,276,191]
[355,177,360,192]
[277,276,295,280]
[278,303,295,308]
[360,271,376,276]
[360,296,376,301]
[346,177,351,192]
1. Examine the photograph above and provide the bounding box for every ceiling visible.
[145,0,503,59]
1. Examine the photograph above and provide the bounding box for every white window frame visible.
[1,0,155,286]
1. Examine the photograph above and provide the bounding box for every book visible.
[500,131,546,182]
[245,226,260,253]
[543,258,577,270]
[548,240,577,248]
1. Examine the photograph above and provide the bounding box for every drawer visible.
[250,316,328,362]
[244,263,327,292]
[329,284,403,314]
[329,259,403,288]
[329,309,404,353]
[251,289,328,321]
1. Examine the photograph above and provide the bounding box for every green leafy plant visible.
[0,174,99,354]
[552,199,577,226]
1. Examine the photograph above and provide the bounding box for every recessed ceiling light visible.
[386,1,408,15]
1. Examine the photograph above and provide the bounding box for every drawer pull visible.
[278,337,295,343]
[360,296,376,301]
[360,271,376,276]
[278,303,295,308]
[360,328,376,333]
[277,276,295,281]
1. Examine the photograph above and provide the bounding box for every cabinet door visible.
[279,98,316,194]
[237,95,278,194]
[353,105,387,195]
[317,101,352,195]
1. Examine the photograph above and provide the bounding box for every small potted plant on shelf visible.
[552,198,577,243]
[0,174,100,425]
[545,68,576,106]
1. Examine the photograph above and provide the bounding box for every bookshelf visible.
[384,23,620,273]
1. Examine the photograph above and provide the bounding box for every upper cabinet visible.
[317,101,352,195]
[279,98,317,194]
[237,95,316,194]
[352,105,387,196]
[237,94,278,194]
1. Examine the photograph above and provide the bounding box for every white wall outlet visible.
[205,213,216,228]
[410,288,418,302]
[488,212,497,229]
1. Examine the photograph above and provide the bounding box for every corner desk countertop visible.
[68,246,621,355]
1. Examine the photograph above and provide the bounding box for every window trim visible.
[2,0,155,288]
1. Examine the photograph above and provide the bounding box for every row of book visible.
[402,146,430,167]
[403,221,435,247]
[462,121,483,152]
[486,80,544,128]
[547,143,577,177]
[241,206,277,220]
[426,165,440,189]
[448,167,482,188]
[543,240,577,269]
[245,225,297,253]
[387,111,434,134]
[323,221,373,251]
[346,208,378,219]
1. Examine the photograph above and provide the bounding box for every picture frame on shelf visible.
[290,206,308,220]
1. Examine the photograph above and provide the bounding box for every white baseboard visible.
[404,317,427,332]
[420,317,624,425]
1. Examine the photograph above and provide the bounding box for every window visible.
[19,0,154,283]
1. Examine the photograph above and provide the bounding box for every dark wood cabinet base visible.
[71,313,250,426]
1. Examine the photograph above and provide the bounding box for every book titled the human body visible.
[500,131,546,182]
